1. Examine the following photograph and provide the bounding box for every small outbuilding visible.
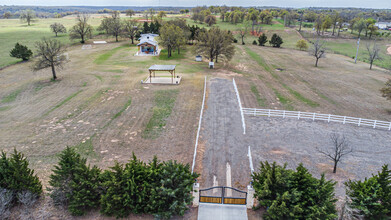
[195,55,202,62]
[143,65,181,85]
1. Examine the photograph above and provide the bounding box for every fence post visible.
[298,111,301,119]
[283,110,285,118]
[389,122,391,131]
[343,116,346,124]
[373,120,377,128]
[253,109,256,116]
[313,113,315,121]
[358,118,361,126]
[192,183,199,207]
[246,185,255,209]
[268,109,271,117]
[328,114,331,122]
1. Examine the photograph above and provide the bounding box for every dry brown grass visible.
[0,42,211,189]
[232,44,391,121]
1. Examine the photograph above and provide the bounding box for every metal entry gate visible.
[199,186,247,205]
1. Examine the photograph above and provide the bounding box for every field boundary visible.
[243,108,391,131]
[191,76,207,174]
[233,78,246,135]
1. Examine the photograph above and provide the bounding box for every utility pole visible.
[354,38,360,63]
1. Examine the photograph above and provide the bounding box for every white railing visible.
[242,108,391,131]
[233,78,246,134]
[191,76,207,174]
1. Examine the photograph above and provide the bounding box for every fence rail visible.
[242,108,391,131]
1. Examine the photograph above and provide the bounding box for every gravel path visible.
[197,77,390,203]
[245,116,391,200]
[199,78,251,194]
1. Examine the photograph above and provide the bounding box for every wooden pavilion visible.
[145,65,181,85]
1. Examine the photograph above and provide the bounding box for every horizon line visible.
[2,5,390,10]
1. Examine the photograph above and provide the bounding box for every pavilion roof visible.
[148,65,176,71]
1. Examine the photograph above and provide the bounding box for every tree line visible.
[0,148,198,219]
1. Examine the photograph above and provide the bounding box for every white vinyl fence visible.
[242,108,391,131]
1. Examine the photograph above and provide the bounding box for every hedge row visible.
[0,148,198,219]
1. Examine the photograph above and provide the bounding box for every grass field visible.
[233,44,391,121]
[0,40,211,197]
[0,14,131,68]
[301,31,391,70]
[1,13,391,218]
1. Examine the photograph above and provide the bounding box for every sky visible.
[1,0,390,9]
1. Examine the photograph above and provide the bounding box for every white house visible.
[375,22,391,30]
[135,34,160,56]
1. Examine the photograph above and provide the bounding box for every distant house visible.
[135,34,160,56]
[375,22,391,30]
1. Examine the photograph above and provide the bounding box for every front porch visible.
[135,49,161,56]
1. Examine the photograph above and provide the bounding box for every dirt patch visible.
[211,69,241,78]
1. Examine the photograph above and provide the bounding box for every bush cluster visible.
[258,33,268,46]
[9,43,33,61]
[345,165,391,219]
[252,161,337,220]
[256,33,283,47]
[0,149,42,218]
[49,147,198,219]
[269,34,284,47]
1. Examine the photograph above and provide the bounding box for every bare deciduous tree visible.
[195,27,235,63]
[3,12,12,19]
[366,40,382,70]
[50,23,67,37]
[105,11,122,42]
[20,9,36,26]
[33,38,67,81]
[309,38,326,67]
[17,190,38,219]
[125,9,135,18]
[0,188,14,219]
[69,13,93,44]
[143,10,149,21]
[317,133,353,173]
[380,79,391,101]
[237,22,249,45]
[122,20,140,44]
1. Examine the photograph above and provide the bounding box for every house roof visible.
[137,40,158,46]
[138,33,159,46]
[149,65,176,71]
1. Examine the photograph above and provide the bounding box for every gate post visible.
[192,183,199,207]
[246,185,255,209]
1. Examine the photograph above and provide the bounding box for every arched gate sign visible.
[199,186,247,205]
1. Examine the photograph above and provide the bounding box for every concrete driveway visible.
[197,203,247,220]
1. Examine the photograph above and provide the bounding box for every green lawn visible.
[301,32,391,70]
[142,89,178,139]
[0,15,104,68]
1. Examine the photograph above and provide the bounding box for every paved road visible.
[199,78,251,194]
[197,203,247,220]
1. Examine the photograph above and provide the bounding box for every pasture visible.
[0,12,391,218]
[0,42,212,192]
